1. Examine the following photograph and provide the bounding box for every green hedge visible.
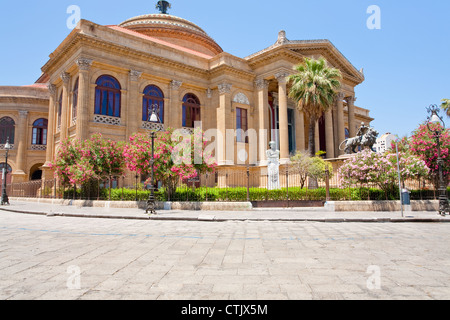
[63,185,449,202]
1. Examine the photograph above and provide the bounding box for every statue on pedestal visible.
[339,123,379,154]
[266,141,280,190]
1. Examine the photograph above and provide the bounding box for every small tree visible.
[409,123,450,187]
[289,151,311,189]
[290,151,333,189]
[86,133,126,179]
[309,155,333,184]
[51,134,126,197]
[51,138,91,185]
[124,128,217,199]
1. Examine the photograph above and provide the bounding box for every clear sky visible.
[0,0,449,138]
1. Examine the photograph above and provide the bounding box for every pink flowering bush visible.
[124,128,217,198]
[408,123,450,187]
[52,133,125,185]
[338,149,429,195]
[51,138,90,185]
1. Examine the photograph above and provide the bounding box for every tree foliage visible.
[290,150,333,188]
[288,57,342,156]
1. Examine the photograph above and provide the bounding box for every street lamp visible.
[146,103,163,214]
[426,104,449,216]
[1,137,13,205]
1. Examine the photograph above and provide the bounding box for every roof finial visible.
[156,1,171,14]
[276,30,288,45]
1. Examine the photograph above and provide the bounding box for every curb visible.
[1,207,449,223]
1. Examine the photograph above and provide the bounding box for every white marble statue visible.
[266,141,280,190]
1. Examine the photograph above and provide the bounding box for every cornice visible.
[246,46,304,69]
[43,33,211,81]
[0,96,49,106]
[208,64,255,82]
[246,39,364,86]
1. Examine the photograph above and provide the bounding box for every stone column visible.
[126,70,143,138]
[60,72,71,142]
[295,109,306,152]
[275,72,290,163]
[255,79,269,166]
[324,108,335,158]
[75,58,93,141]
[346,96,356,138]
[336,92,345,155]
[314,120,320,154]
[169,80,183,129]
[13,110,29,181]
[44,84,57,167]
[217,82,232,166]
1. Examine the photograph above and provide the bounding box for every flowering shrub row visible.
[338,149,429,193]
[51,129,217,198]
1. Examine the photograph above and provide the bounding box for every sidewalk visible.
[1,200,449,223]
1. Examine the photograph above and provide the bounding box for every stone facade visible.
[0,85,49,182]
[0,10,373,184]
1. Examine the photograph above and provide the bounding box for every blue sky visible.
[0,0,449,138]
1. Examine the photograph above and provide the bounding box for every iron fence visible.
[2,167,447,204]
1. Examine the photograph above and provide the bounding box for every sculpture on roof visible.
[156,1,171,14]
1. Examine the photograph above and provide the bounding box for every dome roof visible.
[118,14,223,57]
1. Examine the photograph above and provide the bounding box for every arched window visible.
[182,93,201,128]
[94,75,121,118]
[142,85,164,123]
[0,117,15,144]
[32,119,48,145]
[72,78,79,121]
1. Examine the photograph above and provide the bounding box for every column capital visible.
[206,88,213,99]
[76,58,93,71]
[47,84,57,97]
[345,96,356,104]
[60,72,71,85]
[218,82,232,95]
[18,110,29,118]
[255,79,269,90]
[129,70,143,82]
[170,80,183,90]
[275,72,290,84]
[337,92,345,100]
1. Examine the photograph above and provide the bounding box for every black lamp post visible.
[1,137,12,205]
[146,104,163,214]
[426,104,449,216]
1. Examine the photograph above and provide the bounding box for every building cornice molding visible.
[42,31,211,82]
[246,39,364,86]
[208,64,255,82]
[0,96,49,106]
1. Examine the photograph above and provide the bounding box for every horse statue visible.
[339,123,379,154]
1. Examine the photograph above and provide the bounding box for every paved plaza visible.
[1,207,450,300]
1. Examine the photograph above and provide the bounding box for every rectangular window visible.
[236,107,248,143]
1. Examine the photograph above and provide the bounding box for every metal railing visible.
[2,168,446,204]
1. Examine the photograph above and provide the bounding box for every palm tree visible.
[441,99,450,117]
[288,57,342,157]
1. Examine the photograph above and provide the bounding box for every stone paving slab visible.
[1,211,450,300]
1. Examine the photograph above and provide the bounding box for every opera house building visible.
[0,5,373,185]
